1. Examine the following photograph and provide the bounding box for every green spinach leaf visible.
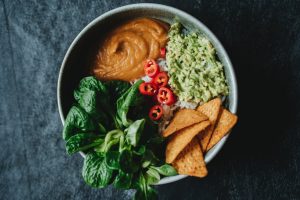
[104,80,131,102]
[63,106,104,140]
[105,151,120,170]
[65,133,104,155]
[82,152,113,188]
[125,119,145,147]
[116,80,143,128]
[113,170,133,189]
[74,76,116,129]
[77,90,97,115]
[74,76,108,101]
[119,149,139,173]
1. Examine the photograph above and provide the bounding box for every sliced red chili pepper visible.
[160,47,166,58]
[157,87,175,105]
[149,105,163,121]
[153,72,169,88]
[144,59,160,78]
[139,82,157,96]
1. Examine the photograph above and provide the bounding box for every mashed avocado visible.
[166,22,229,103]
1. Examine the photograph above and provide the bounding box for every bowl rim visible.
[57,3,238,185]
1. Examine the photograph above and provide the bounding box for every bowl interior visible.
[58,3,237,185]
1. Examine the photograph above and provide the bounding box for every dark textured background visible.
[1,0,300,199]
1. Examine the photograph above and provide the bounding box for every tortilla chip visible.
[207,108,238,151]
[196,98,222,152]
[163,109,208,137]
[172,138,208,178]
[165,120,210,163]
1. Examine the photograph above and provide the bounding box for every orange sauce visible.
[92,18,169,81]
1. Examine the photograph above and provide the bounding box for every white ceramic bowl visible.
[57,3,238,185]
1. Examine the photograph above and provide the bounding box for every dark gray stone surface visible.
[1,0,300,199]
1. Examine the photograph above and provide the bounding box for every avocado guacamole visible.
[166,22,229,103]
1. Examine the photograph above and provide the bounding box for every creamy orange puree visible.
[92,18,169,81]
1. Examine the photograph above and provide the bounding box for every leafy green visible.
[116,80,143,128]
[134,173,158,200]
[113,170,133,189]
[125,119,145,147]
[150,164,178,176]
[82,152,113,188]
[145,168,160,185]
[146,135,164,146]
[104,80,131,102]
[74,77,110,118]
[119,149,139,173]
[74,76,108,101]
[73,76,116,129]
[77,90,98,115]
[63,76,179,200]
[133,145,146,156]
[141,150,160,169]
[66,133,104,155]
[63,106,105,140]
[94,130,124,153]
[105,151,120,170]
